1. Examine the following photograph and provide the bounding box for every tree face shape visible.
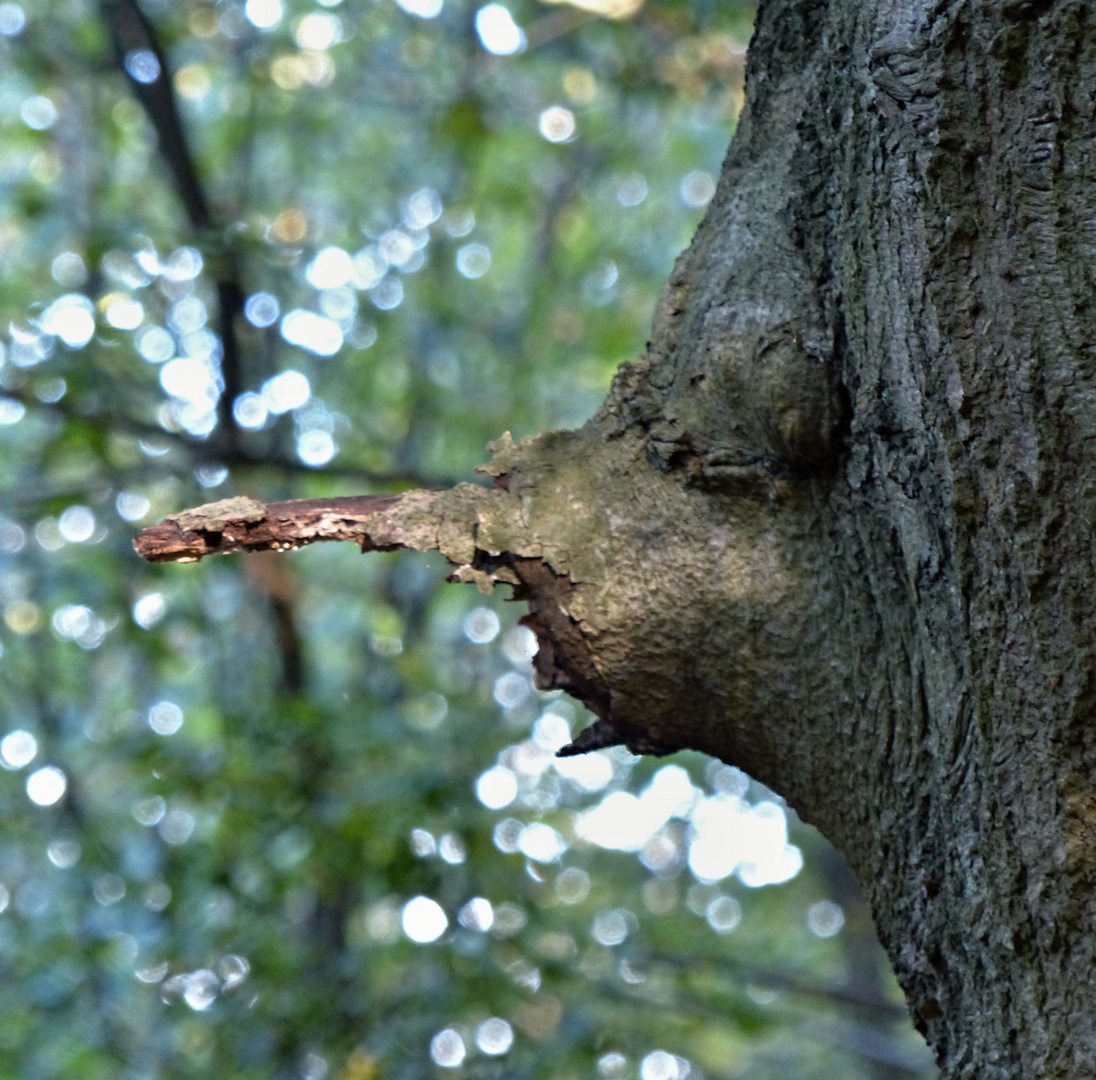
[139,0,1096,1073]
[6,1,949,1077]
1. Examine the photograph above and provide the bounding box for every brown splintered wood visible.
[133,494,403,563]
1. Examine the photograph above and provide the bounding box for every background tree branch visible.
[99,0,245,445]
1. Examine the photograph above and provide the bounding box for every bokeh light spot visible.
[439,833,466,865]
[396,0,443,18]
[168,297,207,333]
[476,1017,514,1055]
[490,901,526,936]
[592,908,630,946]
[306,246,354,289]
[281,309,343,356]
[475,4,525,55]
[554,866,591,904]
[519,822,567,863]
[401,188,443,229]
[47,838,80,868]
[297,430,336,466]
[245,0,283,28]
[456,243,491,279]
[262,369,310,413]
[379,230,414,266]
[93,874,126,905]
[183,969,219,1011]
[272,209,308,243]
[410,828,436,857]
[295,12,341,50]
[350,248,387,289]
[370,276,404,310]
[5,600,41,634]
[133,593,167,629]
[402,692,448,730]
[679,170,715,208]
[476,766,517,809]
[163,247,203,281]
[234,392,268,429]
[538,106,575,143]
[51,252,86,286]
[493,818,522,853]
[641,1050,688,1080]
[463,607,499,643]
[502,625,537,665]
[135,326,175,363]
[0,399,26,425]
[706,894,742,933]
[563,65,597,104]
[143,882,172,910]
[148,701,184,736]
[458,897,493,932]
[493,672,529,708]
[175,64,211,100]
[26,766,66,806]
[41,294,95,348]
[245,292,280,327]
[58,506,95,543]
[124,49,161,84]
[807,899,845,937]
[0,3,25,35]
[195,463,229,488]
[402,895,448,943]
[429,1028,465,1067]
[554,749,613,792]
[21,95,57,130]
[133,795,166,826]
[599,1053,628,1078]
[116,491,151,521]
[159,808,196,845]
[51,604,107,649]
[103,295,144,330]
[1,730,38,770]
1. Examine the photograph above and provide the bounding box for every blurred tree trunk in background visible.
[139,0,1096,1075]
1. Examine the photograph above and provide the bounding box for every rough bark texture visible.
[136,0,1096,1075]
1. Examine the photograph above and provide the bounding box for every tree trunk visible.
[137,0,1096,1075]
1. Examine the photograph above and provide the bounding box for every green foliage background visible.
[0,0,934,1077]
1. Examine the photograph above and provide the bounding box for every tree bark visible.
[136,0,1096,1075]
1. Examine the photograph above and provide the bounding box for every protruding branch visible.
[134,495,398,562]
[133,488,491,565]
[132,480,617,740]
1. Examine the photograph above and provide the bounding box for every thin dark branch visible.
[588,945,911,1022]
[523,7,595,51]
[0,390,445,492]
[98,0,245,449]
[587,977,932,1078]
[98,0,211,228]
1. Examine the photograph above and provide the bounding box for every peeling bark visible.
[135,0,1096,1074]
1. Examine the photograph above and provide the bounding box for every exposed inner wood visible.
[134,495,404,562]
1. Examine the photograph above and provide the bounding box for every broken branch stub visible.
[135,495,394,561]
[133,489,489,565]
[131,469,620,756]
[133,423,830,783]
